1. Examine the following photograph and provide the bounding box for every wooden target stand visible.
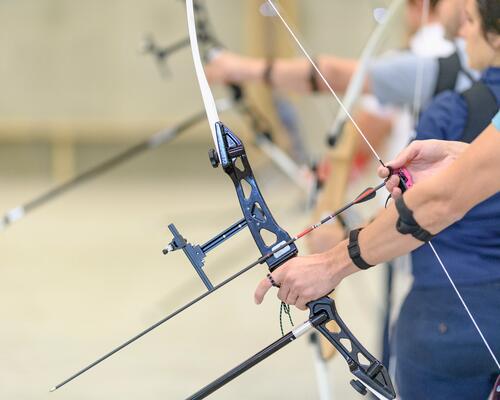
[311,123,358,361]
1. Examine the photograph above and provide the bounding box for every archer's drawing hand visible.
[254,245,358,311]
[378,139,468,199]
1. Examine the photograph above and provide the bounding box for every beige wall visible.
[0,0,403,142]
[0,1,243,126]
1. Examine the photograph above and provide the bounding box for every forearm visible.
[270,58,314,92]
[221,54,362,94]
[316,56,366,93]
[267,55,362,93]
[329,179,466,272]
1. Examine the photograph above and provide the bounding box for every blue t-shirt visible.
[413,67,500,288]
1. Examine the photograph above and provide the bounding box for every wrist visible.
[250,58,267,82]
[447,141,468,159]
[326,240,360,281]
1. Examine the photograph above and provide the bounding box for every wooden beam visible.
[243,0,298,152]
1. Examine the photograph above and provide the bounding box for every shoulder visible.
[369,51,438,107]
[416,90,468,141]
[370,50,437,79]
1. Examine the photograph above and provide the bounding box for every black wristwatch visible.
[347,228,373,270]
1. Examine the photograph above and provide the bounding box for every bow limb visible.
[186,0,220,151]
[310,0,405,361]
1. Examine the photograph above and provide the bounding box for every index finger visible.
[386,142,421,170]
[254,277,272,305]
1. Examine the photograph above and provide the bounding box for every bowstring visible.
[266,0,500,371]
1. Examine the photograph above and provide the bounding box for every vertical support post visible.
[51,125,75,183]
[243,0,299,152]
[310,123,358,361]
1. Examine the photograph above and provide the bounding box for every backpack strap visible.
[460,82,498,143]
[434,52,462,95]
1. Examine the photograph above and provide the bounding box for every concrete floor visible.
[0,132,389,399]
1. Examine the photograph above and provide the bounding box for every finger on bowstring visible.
[254,278,272,305]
